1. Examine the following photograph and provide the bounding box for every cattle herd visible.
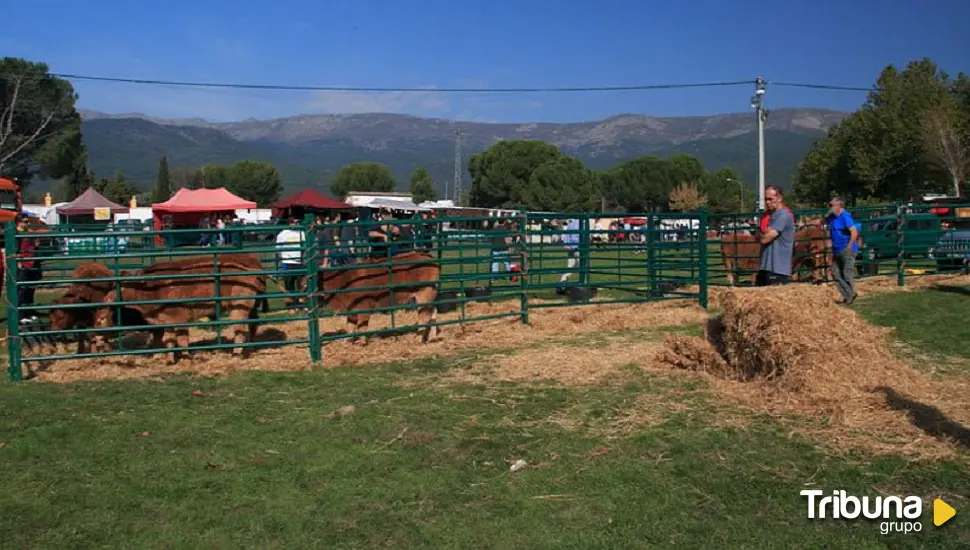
[43,251,443,367]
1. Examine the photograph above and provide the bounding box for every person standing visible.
[824,197,860,305]
[557,218,580,293]
[489,219,511,275]
[756,185,795,286]
[13,214,42,322]
[275,218,306,309]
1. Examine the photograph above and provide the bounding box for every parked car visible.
[859,213,944,272]
[930,220,970,273]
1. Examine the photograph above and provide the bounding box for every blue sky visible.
[4,0,968,123]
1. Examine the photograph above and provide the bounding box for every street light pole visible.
[751,77,768,211]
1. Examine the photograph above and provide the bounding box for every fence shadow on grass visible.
[926,284,970,298]
[873,386,970,450]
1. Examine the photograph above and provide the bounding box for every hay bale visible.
[658,284,970,459]
[657,335,733,379]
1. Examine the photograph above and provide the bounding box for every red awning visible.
[55,187,130,216]
[152,187,256,213]
[271,188,352,210]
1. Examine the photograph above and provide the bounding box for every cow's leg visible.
[247,301,260,345]
[355,313,371,346]
[413,287,439,343]
[77,333,90,355]
[228,306,251,357]
[149,329,165,355]
[346,314,359,340]
[162,331,179,364]
[174,329,191,364]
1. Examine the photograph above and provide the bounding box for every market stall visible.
[151,187,256,247]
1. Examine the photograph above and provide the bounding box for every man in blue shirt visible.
[824,197,860,305]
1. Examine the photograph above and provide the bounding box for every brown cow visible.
[317,250,441,344]
[92,253,267,363]
[720,233,760,285]
[49,262,162,354]
[792,225,831,283]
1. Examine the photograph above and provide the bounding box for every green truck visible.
[858,213,944,272]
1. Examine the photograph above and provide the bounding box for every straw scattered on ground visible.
[442,339,665,386]
[657,283,970,460]
[29,298,708,383]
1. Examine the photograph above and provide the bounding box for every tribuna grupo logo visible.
[800,490,924,535]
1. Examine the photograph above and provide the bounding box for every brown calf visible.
[93,254,267,363]
[49,263,163,354]
[719,233,761,285]
[317,250,441,344]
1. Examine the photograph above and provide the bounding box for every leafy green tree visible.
[95,172,139,205]
[409,167,437,203]
[191,164,231,189]
[468,140,562,208]
[522,155,600,212]
[330,162,396,199]
[602,155,676,212]
[794,58,970,204]
[227,160,283,206]
[0,57,87,184]
[704,168,748,212]
[152,156,173,203]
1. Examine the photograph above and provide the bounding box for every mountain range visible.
[75,108,847,198]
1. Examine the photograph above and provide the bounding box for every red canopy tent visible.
[151,187,257,245]
[56,187,130,219]
[271,189,353,219]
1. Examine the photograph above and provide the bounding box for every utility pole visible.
[751,77,768,211]
[453,127,462,204]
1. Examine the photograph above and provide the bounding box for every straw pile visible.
[658,284,970,459]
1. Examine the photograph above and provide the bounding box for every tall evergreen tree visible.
[152,156,173,203]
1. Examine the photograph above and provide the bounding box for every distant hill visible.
[72,108,846,198]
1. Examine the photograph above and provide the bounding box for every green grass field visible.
[0,284,967,548]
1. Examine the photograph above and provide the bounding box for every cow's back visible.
[120,255,265,320]
[321,251,440,312]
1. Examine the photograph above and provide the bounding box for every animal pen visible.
[5,200,970,382]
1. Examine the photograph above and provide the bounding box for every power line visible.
[770,81,874,92]
[24,73,755,93]
[2,70,880,94]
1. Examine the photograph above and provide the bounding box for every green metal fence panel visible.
[9,202,965,381]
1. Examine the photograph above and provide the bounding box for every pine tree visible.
[152,156,173,203]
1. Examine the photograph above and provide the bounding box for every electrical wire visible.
[770,81,874,92]
[2,70,879,93]
[45,73,756,93]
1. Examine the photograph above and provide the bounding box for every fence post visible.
[895,202,906,287]
[518,212,529,325]
[579,215,591,289]
[303,214,322,363]
[697,208,709,309]
[213,250,223,349]
[646,214,659,297]
[5,222,22,382]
